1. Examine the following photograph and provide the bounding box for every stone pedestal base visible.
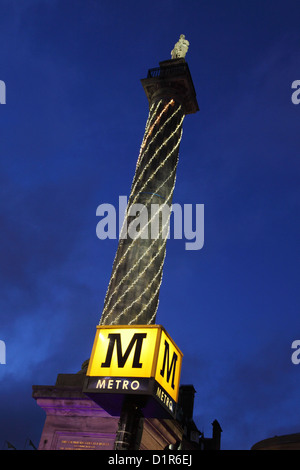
[32,373,119,450]
[32,372,186,450]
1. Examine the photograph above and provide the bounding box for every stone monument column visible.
[99,37,199,327]
[33,36,201,452]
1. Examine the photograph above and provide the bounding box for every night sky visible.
[0,0,299,451]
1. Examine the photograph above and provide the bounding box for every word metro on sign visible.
[83,325,183,418]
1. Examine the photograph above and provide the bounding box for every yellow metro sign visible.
[84,325,183,418]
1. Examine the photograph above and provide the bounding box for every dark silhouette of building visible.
[251,432,300,450]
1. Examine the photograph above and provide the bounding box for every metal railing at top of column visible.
[147,63,188,79]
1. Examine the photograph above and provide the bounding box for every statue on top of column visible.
[171,34,189,59]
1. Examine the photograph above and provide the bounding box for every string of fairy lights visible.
[100,99,165,322]
[99,98,185,326]
[101,103,184,317]
[102,131,182,323]
[102,172,177,325]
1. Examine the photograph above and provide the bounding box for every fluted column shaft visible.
[99,97,184,326]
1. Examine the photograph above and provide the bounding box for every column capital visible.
[141,58,199,115]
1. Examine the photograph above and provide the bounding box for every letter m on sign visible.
[101,333,147,368]
[160,340,178,389]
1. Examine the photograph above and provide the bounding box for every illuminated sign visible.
[83,325,183,418]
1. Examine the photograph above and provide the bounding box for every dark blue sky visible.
[0,0,299,450]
